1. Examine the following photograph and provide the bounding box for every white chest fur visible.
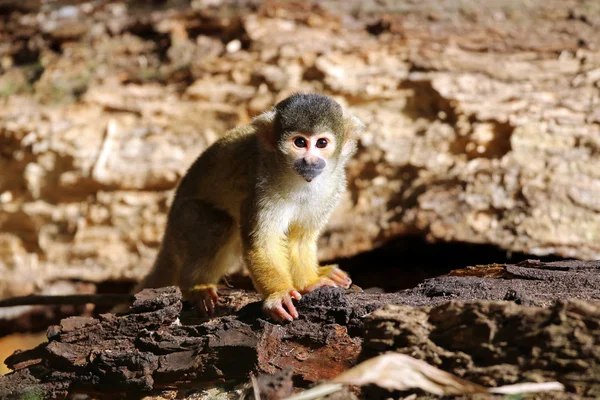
[258,171,342,234]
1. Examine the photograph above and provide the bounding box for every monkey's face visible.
[268,93,354,182]
[284,132,337,182]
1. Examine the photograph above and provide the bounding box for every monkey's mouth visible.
[294,159,324,182]
[295,168,323,183]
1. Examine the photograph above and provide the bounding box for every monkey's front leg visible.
[244,234,302,322]
[288,225,352,293]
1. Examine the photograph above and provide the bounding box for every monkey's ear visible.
[341,114,365,159]
[252,110,277,151]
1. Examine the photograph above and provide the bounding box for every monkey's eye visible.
[316,138,328,149]
[294,137,307,148]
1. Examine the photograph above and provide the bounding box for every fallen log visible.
[0,286,394,399]
[1,260,599,399]
[361,299,600,399]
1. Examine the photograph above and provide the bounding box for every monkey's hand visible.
[263,289,302,322]
[299,265,352,294]
[189,284,219,317]
[319,264,352,289]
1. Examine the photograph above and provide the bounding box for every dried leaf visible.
[333,353,487,396]
[285,353,565,400]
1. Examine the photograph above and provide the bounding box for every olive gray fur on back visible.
[274,93,344,136]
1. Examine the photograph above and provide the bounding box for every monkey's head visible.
[256,93,364,183]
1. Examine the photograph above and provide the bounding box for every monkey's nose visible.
[294,158,325,182]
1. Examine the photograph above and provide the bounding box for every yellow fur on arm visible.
[190,283,217,291]
[317,264,339,278]
[244,234,295,299]
[287,224,321,291]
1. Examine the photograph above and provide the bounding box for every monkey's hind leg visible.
[187,232,241,316]
[169,198,238,317]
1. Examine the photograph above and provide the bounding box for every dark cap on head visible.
[274,93,343,136]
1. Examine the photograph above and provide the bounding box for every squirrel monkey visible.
[134,93,364,321]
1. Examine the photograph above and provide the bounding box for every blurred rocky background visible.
[1,0,600,369]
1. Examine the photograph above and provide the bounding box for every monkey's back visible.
[173,126,258,222]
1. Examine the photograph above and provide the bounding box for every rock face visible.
[1,1,600,298]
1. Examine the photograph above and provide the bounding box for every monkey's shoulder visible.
[214,124,257,146]
[205,125,260,160]
[187,126,258,170]
[174,125,260,214]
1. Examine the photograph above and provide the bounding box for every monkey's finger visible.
[329,266,346,277]
[326,277,337,284]
[265,309,283,322]
[208,287,219,304]
[283,296,299,319]
[290,290,302,301]
[195,300,209,317]
[204,297,215,316]
[330,270,352,288]
[330,267,348,278]
[330,269,347,280]
[272,305,293,322]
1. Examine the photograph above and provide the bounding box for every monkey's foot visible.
[263,289,302,322]
[318,264,352,289]
[189,284,219,317]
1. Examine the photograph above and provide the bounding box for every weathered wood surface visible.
[0,286,381,399]
[1,260,599,399]
[362,299,600,399]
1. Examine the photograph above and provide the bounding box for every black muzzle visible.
[294,158,326,182]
